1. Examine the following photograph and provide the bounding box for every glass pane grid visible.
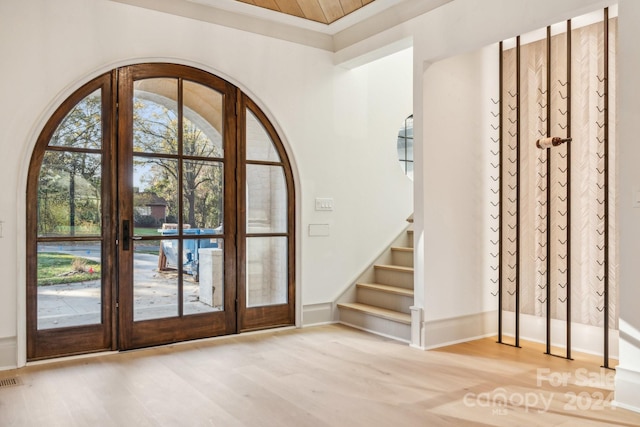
[37,242,102,330]
[133,157,178,234]
[246,164,287,234]
[246,236,288,308]
[38,151,103,237]
[32,67,295,347]
[133,78,179,155]
[134,239,179,321]
[184,238,224,315]
[246,109,280,162]
[48,89,102,150]
[183,160,223,231]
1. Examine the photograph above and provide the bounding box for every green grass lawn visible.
[135,227,163,236]
[38,252,101,286]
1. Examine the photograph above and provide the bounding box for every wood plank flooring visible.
[1,324,639,426]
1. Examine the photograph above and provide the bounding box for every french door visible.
[27,64,295,360]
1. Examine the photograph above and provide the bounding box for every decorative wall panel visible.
[496,12,617,359]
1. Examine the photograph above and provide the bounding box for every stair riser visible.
[374,269,413,288]
[406,231,414,248]
[339,309,411,342]
[391,250,413,268]
[357,288,413,314]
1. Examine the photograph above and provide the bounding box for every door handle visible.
[122,220,142,250]
[122,220,131,251]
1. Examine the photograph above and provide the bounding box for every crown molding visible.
[109,0,451,52]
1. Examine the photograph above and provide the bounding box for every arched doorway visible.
[26,63,295,360]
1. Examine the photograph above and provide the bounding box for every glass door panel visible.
[118,65,236,350]
[239,100,294,331]
[184,238,224,315]
[133,239,179,321]
[246,237,288,307]
[47,88,103,150]
[246,164,287,233]
[246,109,280,162]
[37,151,103,237]
[183,80,224,157]
[36,241,102,329]
[133,156,179,235]
[133,79,178,155]
[182,160,223,230]
[28,64,295,360]
[27,73,113,361]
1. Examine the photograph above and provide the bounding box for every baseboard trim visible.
[302,302,335,326]
[424,332,497,350]
[422,311,497,349]
[613,366,640,414]
[0,336,17,371]
[501,311,619,359]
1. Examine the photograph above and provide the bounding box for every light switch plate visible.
[315,198,334,211]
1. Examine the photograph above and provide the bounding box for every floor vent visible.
[0,377,22,389]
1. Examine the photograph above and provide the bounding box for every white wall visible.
[0,0,413,367]
[409,0,616,343]
[332,0,620,349]
[615,0,640,413]
[400,0,638,413]
[421,48,498,322]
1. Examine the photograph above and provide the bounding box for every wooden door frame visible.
[26,71,118,361]
[117,63,238,350]
[236,93,296,332]
[26,63,296,360]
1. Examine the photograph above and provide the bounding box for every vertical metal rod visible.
[515,35,521,348]
[498,41,504,344]
[545,26,552,355]
[603,7,610,369]
[566,18,573,361]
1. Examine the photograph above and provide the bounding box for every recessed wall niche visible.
[491,7,618,365]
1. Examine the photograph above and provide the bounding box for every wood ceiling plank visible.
[339,0,362,16]
[273,0,306,19]
[316,0,345,24]
[247,0,281,13]
[235,0,374,24]
[295,0,329,24]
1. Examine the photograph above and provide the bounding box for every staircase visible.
[337,220,414,342]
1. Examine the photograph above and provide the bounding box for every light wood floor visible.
[1,324,639,426]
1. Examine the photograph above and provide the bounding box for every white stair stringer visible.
[336,225,414,343]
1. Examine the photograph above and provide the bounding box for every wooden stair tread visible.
[338,303,411,324]
[357,283,413,297]
[374,264,414,273]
